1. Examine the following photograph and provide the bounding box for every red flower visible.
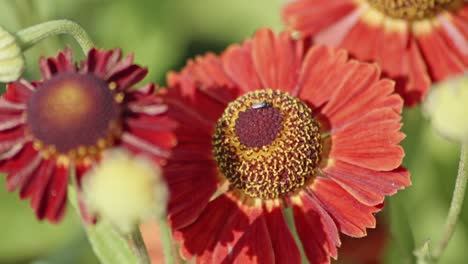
[0,48,174,223]
[283,0,468,106]
[160,28,410,263]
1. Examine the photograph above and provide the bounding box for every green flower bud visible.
[424,74,468,143]
[0,26,25,82]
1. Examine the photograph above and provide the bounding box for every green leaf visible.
[68,187,140,264]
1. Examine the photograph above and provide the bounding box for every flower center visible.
[213,89,322,200]
[367,0,461,20]
[26,72,122,159]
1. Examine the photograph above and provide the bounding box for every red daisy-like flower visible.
[283,0,468,106]
[0,48,173,222]
[160,28,410,263]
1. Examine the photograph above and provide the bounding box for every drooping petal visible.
[293,190,341,263]
[311,178,380,237]
[165,158,219,229]
[264,207,301,264]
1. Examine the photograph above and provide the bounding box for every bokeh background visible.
[0,0,466,263]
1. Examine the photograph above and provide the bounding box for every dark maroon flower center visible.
[27,73,121,155]
[213,89,322,200]
[235,105,283,148]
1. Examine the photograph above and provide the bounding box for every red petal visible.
[189,54,238,104]
[400,38,431,106]
[283,0,356,36]
[251,29,304,93]
[329,108,405,171]
[28,159,55,220]
[165,72,227,132]
[322,63,382,121]
[75,162,96,224]
[264,208,301,264]
[5,151,41,192]
[417,28,465,81]
[174,195,242,260]
[44,164,68,222]
[315,7,362,48]
[179,197,277,264]
[326,78,403,130]
[89,48,123,78]
[252,29,279,89]
[125,116,176,158]
[108,64,148,90]
[323,160,410,205]
[121,133,171,161]
[39,47,75,79]
[340,19,381,61]
[377,28,409,77]
[227,212,274,264]
[451,12,468,39]
[166,159,218,229]
[1,143,37,177]
[438,16,468,66]
[2,81,34,104]
[311,178,380,237]
[222,41,263,92]
[297,45,350,106]
[293,190,340,263]
[0,126,27,153]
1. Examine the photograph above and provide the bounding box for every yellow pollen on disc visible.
[212,89,322,200]
[366,0,462,20]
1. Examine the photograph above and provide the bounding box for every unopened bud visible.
[424,74,468,143]
[82,149,168,233]
[0,26,25,82]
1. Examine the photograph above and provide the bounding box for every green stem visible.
[431,143,468,262]
[127,229,151,264]
[15,19,94,54]
[158,216,175,264]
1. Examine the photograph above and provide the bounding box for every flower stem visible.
[157,216,175,264]
[127,228,151,264]
[15,19,94,54]
[431,143,468,262]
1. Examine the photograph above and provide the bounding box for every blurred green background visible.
[0,0,466,263]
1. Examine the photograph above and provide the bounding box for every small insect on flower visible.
[251,101,271,109]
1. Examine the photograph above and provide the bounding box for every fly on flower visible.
[0,48,174,222]
[159,28,410,263]
[283,0,468,106]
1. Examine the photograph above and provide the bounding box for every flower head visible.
[283,0,468,106]
[159,28,410,263]
[0,47,174,222]
[83,149,168,233]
